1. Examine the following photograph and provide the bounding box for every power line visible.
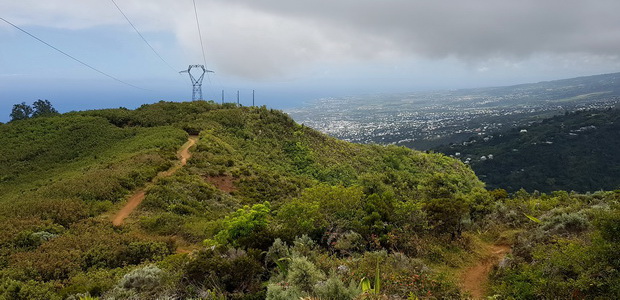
[0,17,146,90]
[110,0,179,73]
[192,0,208,67]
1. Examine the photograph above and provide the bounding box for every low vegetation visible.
[0,101,618,299]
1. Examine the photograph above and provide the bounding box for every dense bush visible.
[118,264,164,292]
[182,247,265,298]
[266,254,359,300]
[210,202,273,249]
[0,278,61,300]
[490,192,620,299]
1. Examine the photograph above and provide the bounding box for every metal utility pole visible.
[252,90,255,106]
[237,90,240,105]
[180,65,213,101]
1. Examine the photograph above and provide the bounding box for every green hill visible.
[434,108,620,193]
[1,101,619,299]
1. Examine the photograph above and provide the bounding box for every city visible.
[289,73,620,150]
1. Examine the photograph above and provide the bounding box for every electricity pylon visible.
[180,65,214,100]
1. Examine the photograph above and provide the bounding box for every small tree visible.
[10,102,33,121]
[32,99,59,117]
[424,195,471,239]
[9,99,58,121]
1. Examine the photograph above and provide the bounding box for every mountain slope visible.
[3,101,620,299]
[434,108,620,193]
[0,101,487,299]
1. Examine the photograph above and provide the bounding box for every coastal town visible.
[289,78,620,150]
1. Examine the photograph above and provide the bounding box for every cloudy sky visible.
[2,0,620,121]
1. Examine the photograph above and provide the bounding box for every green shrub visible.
[285,256,326,293]
[342,251,460,298]
[13,230,55,250]
[125,241,172,265]
[82,244,123,269]
[266,238,290,268]
[290,235,319,258]
[334,231,365,254]
[118,264,164,292]
[595,209,620,243]
[0,278,61,300]
[212,202,272,249]
[423,194,471,239]
[182,247,265,296]
[140,213,185,235]
[267,254,343,299]
[62,268,123,298]
[314,273,360,300]
[274,185,365,242]
[541,212,589,235]
[265,282,302,300]
[275,198,325,241]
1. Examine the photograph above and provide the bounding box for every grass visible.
[0,115,187,202]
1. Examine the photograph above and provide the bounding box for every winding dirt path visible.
[112,135,198,226]
[460,244,511,299]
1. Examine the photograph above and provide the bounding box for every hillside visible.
[434,108,620,193]
[0,101,485,299]
[1,101,620,299]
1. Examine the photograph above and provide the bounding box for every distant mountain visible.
[447,72,620,106]
[289,72,620,150]
[433,108,620,193]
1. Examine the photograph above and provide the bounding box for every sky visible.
[2,0,620,122]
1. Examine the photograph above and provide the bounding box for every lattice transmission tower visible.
[180,65,214,100]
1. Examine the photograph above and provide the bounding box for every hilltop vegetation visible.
[435,108,620,193]
[1,101,619,299]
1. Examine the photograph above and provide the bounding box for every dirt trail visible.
[460,244,511,299]
[112,136,198,226]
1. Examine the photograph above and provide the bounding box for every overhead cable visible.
[0,16,146,90]
[110,0,179,73]
[192,0,208,67]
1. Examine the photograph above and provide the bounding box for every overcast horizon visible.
[2,0,620,122]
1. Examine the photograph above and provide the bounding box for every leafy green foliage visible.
[9,102,33,121]
[31,99,59,117]
[359,260,381,296]
[211,202,273,249]
[276,185,364,241]
[9,99,59,121]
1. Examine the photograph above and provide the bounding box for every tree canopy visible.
[9,99,58,121]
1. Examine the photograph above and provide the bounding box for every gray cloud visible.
[199,0,620,78]
[216,0,620,58]
[3,0,620,80]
